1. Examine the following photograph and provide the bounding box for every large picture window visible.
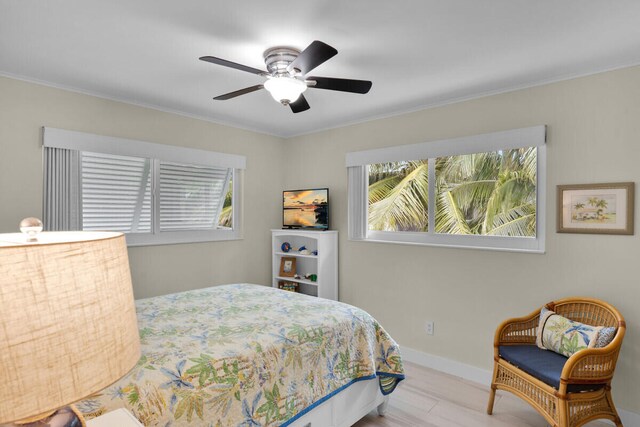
[348,126,546,252]
[43,127,244,246]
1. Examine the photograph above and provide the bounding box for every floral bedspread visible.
[78,284,404,426]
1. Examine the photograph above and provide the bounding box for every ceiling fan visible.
[199,40,372,113]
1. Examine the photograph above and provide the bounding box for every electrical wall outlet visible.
[425,321,434,335]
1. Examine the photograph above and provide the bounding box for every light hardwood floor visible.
[354,362,611,427]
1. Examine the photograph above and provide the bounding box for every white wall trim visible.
[400,345,640,425]
[401,346,493,385]
[43,127,246,169]
[345,125,546,167]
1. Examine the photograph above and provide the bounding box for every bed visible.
[78,284,404,426]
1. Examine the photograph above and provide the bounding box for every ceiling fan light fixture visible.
[264,76,307,105]
[201,40,371,113]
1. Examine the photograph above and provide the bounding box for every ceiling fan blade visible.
[288,41,337,75]
[199,56,265,75]
[289,94,310,113]
[213,85,264,100]
[307,76,372,94]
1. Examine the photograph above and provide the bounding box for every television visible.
[283,188,329,230]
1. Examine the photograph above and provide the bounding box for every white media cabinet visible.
[271,229,338,300]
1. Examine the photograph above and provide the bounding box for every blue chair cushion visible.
[499,345,604,392]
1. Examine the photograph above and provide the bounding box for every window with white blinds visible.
[159,162,231,231]
[43,127,244,246]
[81,152,152,233]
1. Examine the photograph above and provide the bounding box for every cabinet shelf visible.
[275,251,317,259]
[275,276,318,286]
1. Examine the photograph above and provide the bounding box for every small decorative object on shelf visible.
[298,245,306,251]
[19,217,43,242]
[304,274,318,282]
[278,281,298,292]
[281,242,291,252]
[311,250,318,256]
[279,256,296,277]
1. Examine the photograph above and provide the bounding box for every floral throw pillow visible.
[536,308,614,357]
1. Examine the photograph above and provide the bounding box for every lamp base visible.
[7,405,86,427]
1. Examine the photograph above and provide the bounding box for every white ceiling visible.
[1,1,640,137]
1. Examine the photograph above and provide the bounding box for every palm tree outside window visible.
[347,126,546,252]
[367,148,537,237]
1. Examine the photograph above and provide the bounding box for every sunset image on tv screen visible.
[283,189,328,229]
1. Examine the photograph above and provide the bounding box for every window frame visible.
[347,126,546,253]
[43,127,245,246]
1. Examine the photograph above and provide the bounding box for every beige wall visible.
[285,66,640,412]
[0,76,285,298]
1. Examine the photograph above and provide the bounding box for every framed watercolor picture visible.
[557,182,634,235]
[279,256,296,277]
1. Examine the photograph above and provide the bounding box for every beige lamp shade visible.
[0,232,141,424]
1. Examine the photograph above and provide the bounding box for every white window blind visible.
[159,162,231,231]
[81,152,152,233]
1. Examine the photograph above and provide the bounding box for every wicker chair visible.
[487,297,626,427]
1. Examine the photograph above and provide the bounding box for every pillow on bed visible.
[536,308,615,357]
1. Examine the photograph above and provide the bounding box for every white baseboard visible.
[400,346,493,385]
[400,345,640,426]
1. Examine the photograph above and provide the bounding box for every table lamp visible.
[0,224,141,426]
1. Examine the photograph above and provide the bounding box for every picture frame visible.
[557,182,634,235]
[279,256,297,277]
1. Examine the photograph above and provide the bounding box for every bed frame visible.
[289,377,389,427]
